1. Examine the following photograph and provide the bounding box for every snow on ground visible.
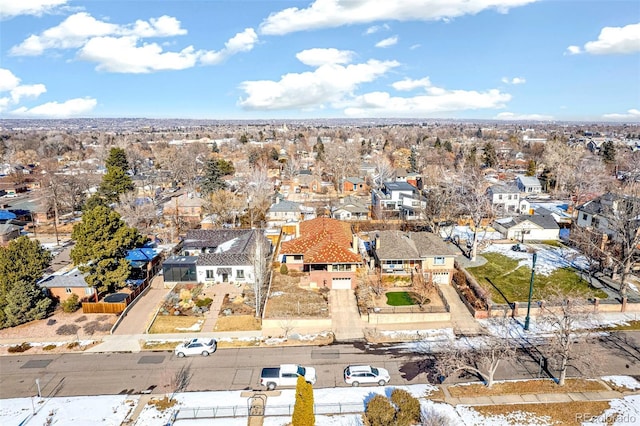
[602,376,640,391]
[0,395,133,426]
[482,242,589,275]
[457,404,556,426]
[584,395,640,426]
[441,226,503,242]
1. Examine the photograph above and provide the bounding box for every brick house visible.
[279,217,363,289]
[39,268,97,302]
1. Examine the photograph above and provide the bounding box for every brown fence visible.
[82,279,151,314]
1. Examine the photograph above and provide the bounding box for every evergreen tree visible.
[526,159,537,176]
[99,166,134,202]
[313,141,325,162]
[83,193,108,211]
[292,376,315,426]
[409,148,418,172]
[476,127,483,139]
[269,147,279,161]
[105,147,130,171]
[0,237,52,328]
[200,159,235,195]
[483,141,498,168]
[3,280,53,328]
[239,134,248,144]
[443,139,453,153]
[71,205,143,294]
[434,136,442,148]
[466,146,478,169]
[211,142,219,153]
[601,141,616,164]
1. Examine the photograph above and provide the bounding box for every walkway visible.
[438,283,484,335]
[113,275,168,335]
[330,289,365,341]
[200,283,244,332]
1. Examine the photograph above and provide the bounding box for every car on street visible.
[343,365,390,387]
[174,338,217,357]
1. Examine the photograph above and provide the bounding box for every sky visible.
[0,0,639,121]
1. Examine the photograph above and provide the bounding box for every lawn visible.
[214,315,261,331]
[467,252,608,304]
[470,401,611,426]
[148,315,203,334]
[385,291,418,306]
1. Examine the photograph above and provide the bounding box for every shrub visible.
[195,297,213,308]
[43,344,57,351]
[365,394,396,426]
[61,294,81,313]
[67,341,79,349]
[8,342,32,353]
[56,324,80,335]
[280,264,289,275]
[421,407,454,426]
[292,375,315,426]
[391,389,421,426]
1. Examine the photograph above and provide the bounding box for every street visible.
[1,332,639,399]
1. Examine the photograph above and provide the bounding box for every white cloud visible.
[10,84,47,103]
[567,22,640,55]
[259,0,537,35]
[375,35,398,48]
[392,77,432,91]
[11,97,97,118]
[295,48,354,66]
[0,68,47,112]
[410,44,421,50]
[199,28,259,65]
[10,12,186,56]
[365,23,390,34]
[494,112,553,120]
[501,76,526,84]
[0,68,21,91]
[343,88,512,117]
[78,36,199,73]
[238,57,400,110]
[0,0,68,20]
[603,109,640,121]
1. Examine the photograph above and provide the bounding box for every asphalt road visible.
[2,332,639,399]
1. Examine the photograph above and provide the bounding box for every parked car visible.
[174,338,217,357]
[511,244,527,252]
[343,365,390,387]
[260,364,317,390]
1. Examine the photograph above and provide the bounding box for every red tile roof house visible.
[279,217,363,289]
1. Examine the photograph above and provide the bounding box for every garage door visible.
[432,272,450,284]
[332,277,352,289]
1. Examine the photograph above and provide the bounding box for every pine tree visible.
[98,148,133,203]
[105,148,130,171]
[526,159,537,176]
[71,205,143,294]
[601,141,616,164]
[201,159,234,195]
[483,141,498,168]
[3,280,53,328]
[292,376,315,426]
[443,139,453,153]
[434,136,442,148]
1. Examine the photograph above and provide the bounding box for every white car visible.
[343,365,390,387]
[174,338,217,357]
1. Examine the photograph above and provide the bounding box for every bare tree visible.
[412,270,434,307]
[116,192,158,233]
[248,231,271,318]
[321,140,360,192]
[437,315,516,388]
[455,167,494,261]
[373,155,395,189]
[537,289,599,386]
[244,167,273,228]
[203,189,245,227]
[168,364,192,401]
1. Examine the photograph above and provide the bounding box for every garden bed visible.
[264,271,330,318]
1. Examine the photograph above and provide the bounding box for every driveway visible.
[112,275,169,335]
[330,289,365,341]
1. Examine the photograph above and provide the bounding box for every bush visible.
[195,297,213,308]
[391,389,421,426]
[280,264,289,275]
[56,324,80,335]
[365,394,396,426]
[292,375,314,426]
[61,294,81,313]
[421,407,455,426]
[8,342,32,353]
[43,344,57,351]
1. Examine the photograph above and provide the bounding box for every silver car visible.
[344,365,390,386]
[174,338,217,357]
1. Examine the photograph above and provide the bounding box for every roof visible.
[488,184,520,194]
[496,214,559,230]
[195,253,249,267]
[0,210,17,220]
[182,229,256,251]
[344,177,365,185]
[373,230,458,261]
[384,181,415,192]
[268,200,302,213]
[125,247,161,262]
[39,269,89,288]
[280,217,361,264]
[0,223,20,234]
[163,255,198,266]
[516,175,542,187]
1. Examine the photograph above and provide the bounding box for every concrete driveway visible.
[329,289,365,341]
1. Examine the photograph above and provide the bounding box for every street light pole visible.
[524,252,537,331]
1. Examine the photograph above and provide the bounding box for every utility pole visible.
[524,252,537,331]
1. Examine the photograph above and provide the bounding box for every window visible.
[206,270,215,280]
[236,269,245,279]
[498,195,503,200]
[65,288,72,294]
[85,288,93,295]
[434,257,445,265]
[333,264,351,272]
[293,255,303,261]
[582,213,588,221]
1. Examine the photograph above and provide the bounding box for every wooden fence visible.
[82,279,150,314]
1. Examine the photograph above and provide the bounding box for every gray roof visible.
[516,175,542,187]
[39,270,89,288]
[182,229,255,251]
[373,230,458,260]
[196,253,249,267]
[268,200,302,213]
[489,184,520,194]
[384,181,415,192]
[498,214,559,230]
[0,223,20,234]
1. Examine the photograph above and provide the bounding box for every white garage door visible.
[332,277,352,289]
[432,272,449,284]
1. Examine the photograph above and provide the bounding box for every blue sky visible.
[0,0,639,121]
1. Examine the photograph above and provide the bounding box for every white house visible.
[516,175,543,194]
[486,184,526,215]
[493,214,560,241]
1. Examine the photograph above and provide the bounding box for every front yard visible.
[263,270,330,318]
[467,251,608,304]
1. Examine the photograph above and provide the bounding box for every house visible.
[125,247,163,287]
[39,268,97,302]
[279,217,363,289]
[0,223,20,245]
[266,199,304,228]
[515,175,543,194]
[371,181,426,220]
[162,192,205,227]
[486,184,525,215]
[331,196,369,221]
[370,230,458,284]
[575,192,640,242]
[341,177,367,193]
[493,214,560,241]
[163,229,272,286]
